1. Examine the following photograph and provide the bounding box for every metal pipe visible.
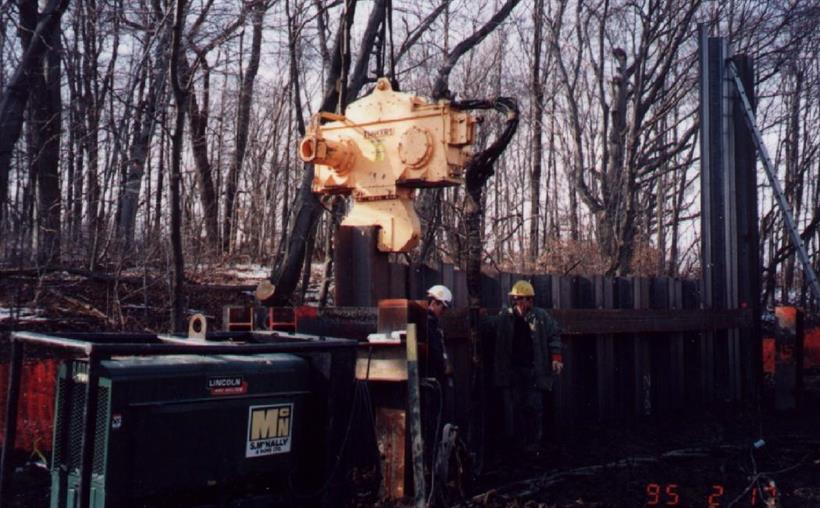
[40,332,159,343]
[77,352,100,508]
[9,332,93,354]
[10,332,355,357]
[298,135,357,176]
[0,339,23,508]
[87,341,356,357]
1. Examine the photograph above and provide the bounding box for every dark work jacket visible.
[493,306,562,390]
[427,310,449,383]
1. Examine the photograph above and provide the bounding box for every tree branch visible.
[431,0,523,100]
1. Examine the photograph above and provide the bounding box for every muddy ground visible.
[1,272,818,507]
[470,393,820,507]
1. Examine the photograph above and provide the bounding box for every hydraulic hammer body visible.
[299,78,477,252]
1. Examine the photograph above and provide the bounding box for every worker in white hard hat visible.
[424,284,455,505]
[426,284,454,389]
[494,280,563,456]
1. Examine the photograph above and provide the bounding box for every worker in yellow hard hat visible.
[494,280,563,455]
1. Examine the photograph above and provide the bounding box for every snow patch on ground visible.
[0,307,48,322]
[227,264,272,280]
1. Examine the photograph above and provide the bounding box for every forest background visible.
[1,0,818,330]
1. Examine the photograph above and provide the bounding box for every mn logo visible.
[246,403,293,457]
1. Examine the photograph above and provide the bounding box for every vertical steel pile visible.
[698,25,762,405]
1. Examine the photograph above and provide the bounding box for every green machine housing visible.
[49,353,322,508]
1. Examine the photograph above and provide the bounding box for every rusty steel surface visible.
[377,299,426,334]
[317,306,377,321]
[356,345,408,382]
[266,307,295,331]
[335,227,391,307]
[295,305,377,341]
[222,306,254,331]
[375,407,406,499]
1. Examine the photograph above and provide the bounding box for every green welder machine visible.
[46,333,356,508]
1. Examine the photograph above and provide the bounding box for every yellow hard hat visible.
[509,280,535,297]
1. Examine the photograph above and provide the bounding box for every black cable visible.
[420,378,444,507]
[288,348,377,501]
[355,349,381,496]
[386,0,397,88]
[287,382,361,501]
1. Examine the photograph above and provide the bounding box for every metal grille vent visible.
[52,376,68,467]
[67,388,87,471]
[93,386,110,475]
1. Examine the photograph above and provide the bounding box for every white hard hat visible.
[426,285,453,308]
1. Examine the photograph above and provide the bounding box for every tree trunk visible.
[299,224,317,304]
[456,97,518,471]
[18,0,62,266]
[529,0,544,263]
[154,108,167,239]
[224,1,266,252]
[184,58,220,249]
[66,25,85,243]
[600,49,628,263]
[81,0,103,269]
[669,144,687,276]
[346,0,386,100]
[169,0,188,332]
[782,69,803,303]
[33,17,63,265]
[318,197,344,307]
[270,0,358,305]
[117,15,171,251]
[0,0,70,225]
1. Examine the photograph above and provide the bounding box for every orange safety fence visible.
[0,359,59,453]
[763,326,820,373]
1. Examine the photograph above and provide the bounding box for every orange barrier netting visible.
[762,326,820,373]
[0,359,59,454]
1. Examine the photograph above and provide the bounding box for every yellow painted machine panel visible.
[299,78,477,252]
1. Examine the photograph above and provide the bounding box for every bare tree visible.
[529,0,545,263]
[0,0,70,226]
[22,0,65,265]
[224,0,268,252]
[550,0,700,275]
[117,1,172,252]
[169,0,188,332]
[178,3,249,250]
